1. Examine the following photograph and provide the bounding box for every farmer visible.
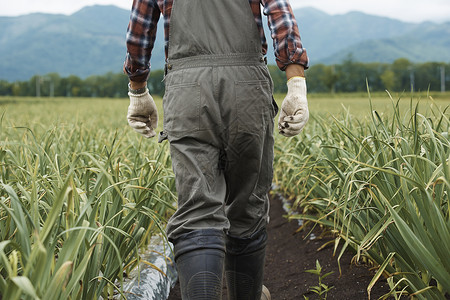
[124,0,309,299]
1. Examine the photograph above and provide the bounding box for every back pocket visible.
[235,80,272,133]
[163,82,201,135]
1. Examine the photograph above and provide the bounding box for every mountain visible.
[1,5,449,81]
[0,5,129,81]
[320,23,450,64]
[290,8,419,62]
[314,17,450,64]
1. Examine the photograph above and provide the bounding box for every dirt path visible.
[168,193,391,299]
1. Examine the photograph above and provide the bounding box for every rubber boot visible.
[225,229,268,300]
[173,229,226,300]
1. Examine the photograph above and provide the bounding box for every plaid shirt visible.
[124,0,309,82]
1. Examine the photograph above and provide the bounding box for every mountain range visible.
[1,5,449,81]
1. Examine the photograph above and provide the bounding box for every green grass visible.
[0,97,164,134]
[276,91,450,117]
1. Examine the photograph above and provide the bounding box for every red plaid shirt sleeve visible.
[124,0,161,82]
[262,0,309,70]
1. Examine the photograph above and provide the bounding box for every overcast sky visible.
[1,0,449,23]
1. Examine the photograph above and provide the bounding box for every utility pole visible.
[441,65,446,93]
[49,80,54,97]
[409,67,415,92]
[35,76,54,97]
[36,76,40,97]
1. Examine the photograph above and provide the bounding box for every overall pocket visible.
[235,80,272,134]
[163,82,201,136]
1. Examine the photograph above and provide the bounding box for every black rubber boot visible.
[225,229,268,300]
[173,229,226,300]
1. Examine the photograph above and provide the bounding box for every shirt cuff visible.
[123,65,150,82]
[277,48,309,71]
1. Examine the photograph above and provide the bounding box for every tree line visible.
[0,58,448,98]
[270,57,449,94]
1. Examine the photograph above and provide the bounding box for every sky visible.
[0,0,449,23]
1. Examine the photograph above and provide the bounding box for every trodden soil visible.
[167,193,391,300]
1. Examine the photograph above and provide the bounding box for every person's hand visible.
[127,88,158,138]
[278,76,309,137]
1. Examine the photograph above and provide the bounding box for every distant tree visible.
[303,64,328,93]
[63,75,83,97]
[364,62,386,92]
[322,65,339,93]
[392,58,413,92]
[94,72,128,98]
[1,59,448,97]
[335,54,367,92]
[415,62,442,92]
[0,80,12,95]
[268,65,286,94]
[148,70,165,97]
[11,83,21,97]
[380,69,398,91]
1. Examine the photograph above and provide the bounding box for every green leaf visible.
[39,175,72,244]
[43,261,73,300]
[11,276,40,299]
[388,205,450,292]
[1,184,31,259]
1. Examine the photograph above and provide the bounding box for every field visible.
[1,91,449,299]
[274,92,450,299]
[0,96,176,299]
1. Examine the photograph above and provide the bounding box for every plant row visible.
[0,119,176,299]
[273,95,449,299]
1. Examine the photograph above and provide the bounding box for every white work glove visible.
[278,76,309,137]
[127,88,158,138]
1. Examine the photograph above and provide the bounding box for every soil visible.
[167,193,391,300]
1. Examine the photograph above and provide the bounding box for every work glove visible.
[127,88,158,138]
[278,76,309,137]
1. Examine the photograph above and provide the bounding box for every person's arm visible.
[263,0,309,137]
[285,63,305,80]
[124,0,161,83]
[129,80,147,90]
[124,0,161,138]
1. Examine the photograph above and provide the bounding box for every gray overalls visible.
[163,0,276,298]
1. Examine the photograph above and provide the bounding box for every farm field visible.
[0,96,176,299]
[273,92,450,299]
[2,90,449,131]
[1,91,449,299]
